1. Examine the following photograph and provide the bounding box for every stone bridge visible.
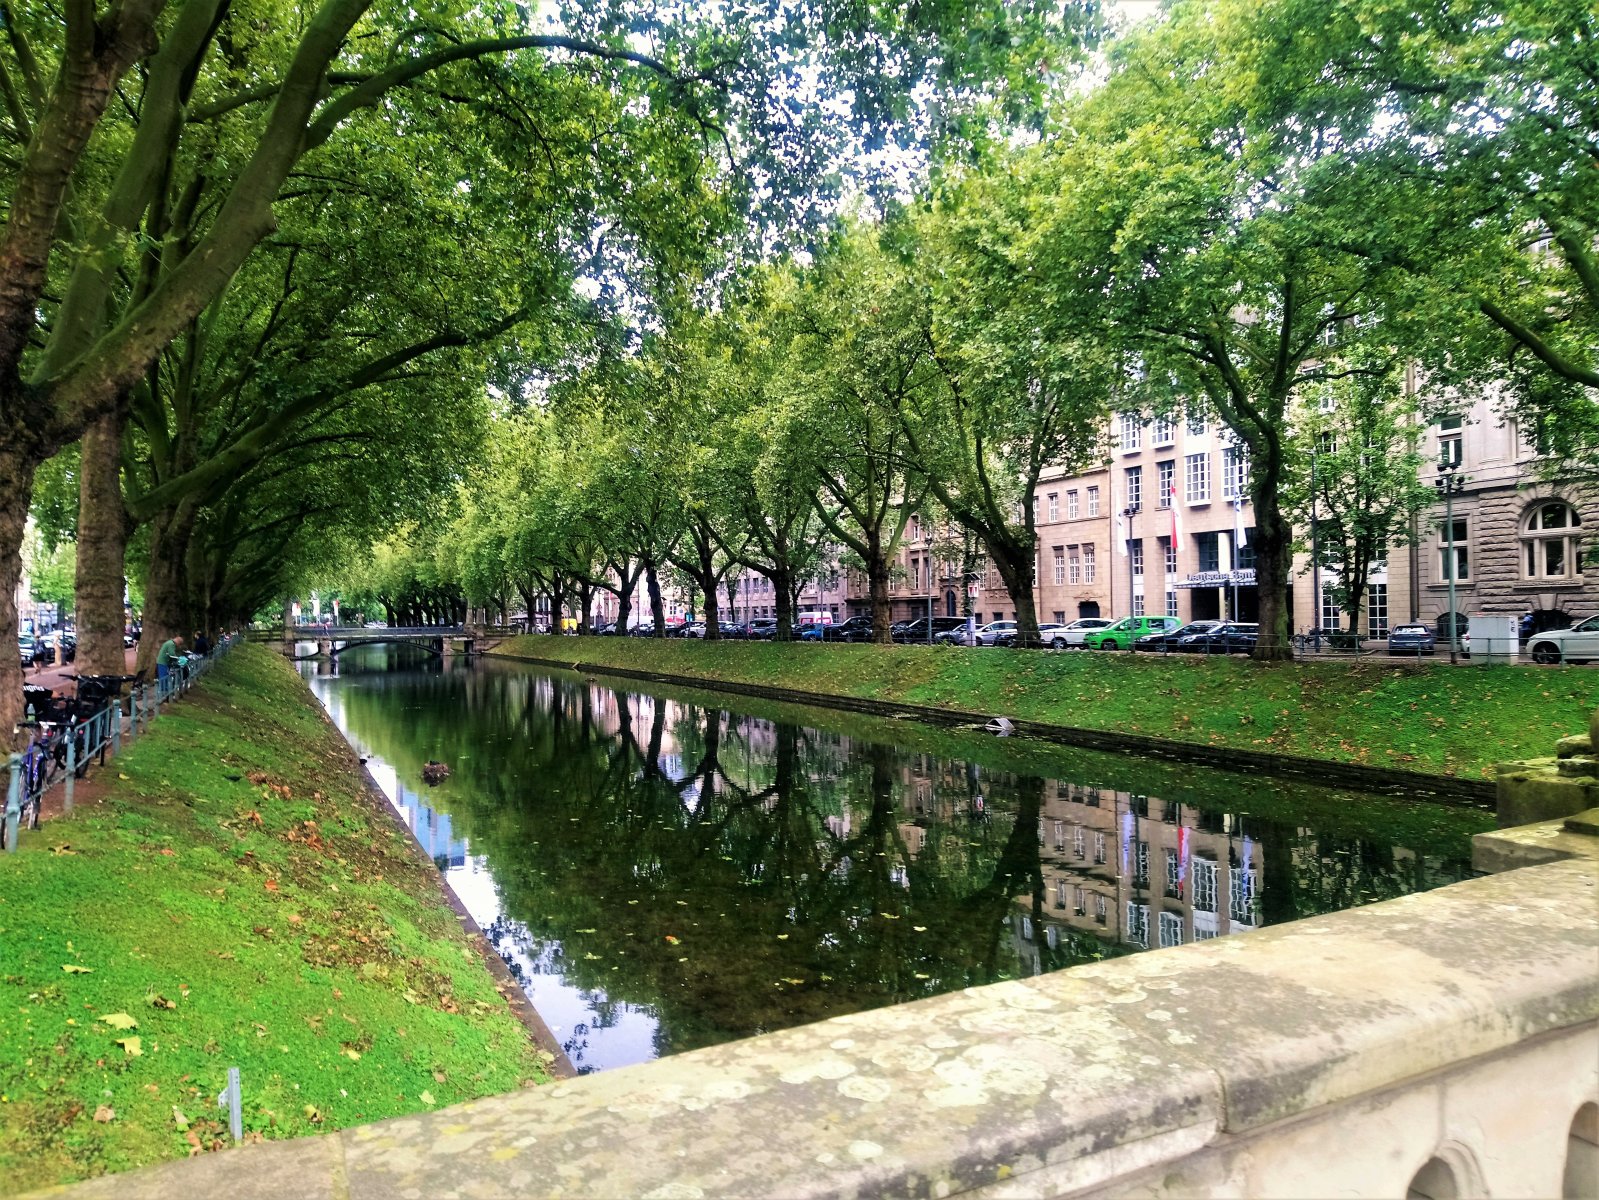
[268,626,477,661]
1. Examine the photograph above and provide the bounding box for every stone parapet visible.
[41,811,1599,1200]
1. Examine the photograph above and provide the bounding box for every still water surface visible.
[305,646,1491,1074]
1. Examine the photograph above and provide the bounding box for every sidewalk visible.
[26,645,139,694]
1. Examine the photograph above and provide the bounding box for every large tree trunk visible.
[1251,479,1294,662]
[0,444,37,742]
[991,539,1040,646]
[867,534,892,645]
[645,556,666,636]
[577,579,593,634]
[135,502,200,675]
[75,407,132,675]
[696,530,721,640]
[772,565,793,639]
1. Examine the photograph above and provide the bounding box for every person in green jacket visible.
[156,634,185,687]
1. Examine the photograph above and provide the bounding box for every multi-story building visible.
[1034,462,1112,624]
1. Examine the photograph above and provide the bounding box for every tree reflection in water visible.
[310,655,1489,1071]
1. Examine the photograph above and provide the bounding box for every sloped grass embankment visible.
[496,635,1597,779]
[0,646,549,1194]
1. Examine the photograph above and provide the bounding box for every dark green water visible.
[304,646,1491,1074]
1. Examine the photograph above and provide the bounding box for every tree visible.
[769,234,932,643]
[0,0,1099,734]
[1016,0,1432,658]
[1293,369,1433,636]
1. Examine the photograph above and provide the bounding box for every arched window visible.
[1523,501,1584,580]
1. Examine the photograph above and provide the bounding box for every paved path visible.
[25,645,139,695]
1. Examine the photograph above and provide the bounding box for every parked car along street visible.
[1081,616,1181,651]
[1526,615,1599,665]
[822,615,874,642]
[1181,622,1260,654]
[1054,617,1114,648]
[893,616,970,644]
[1386,624,1436,656]
[994,623,1069,648]
[1134,620,1221,652]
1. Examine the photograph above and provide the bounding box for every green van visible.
[1081,615,1181,651]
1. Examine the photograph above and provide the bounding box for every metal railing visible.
[4,634,237,853]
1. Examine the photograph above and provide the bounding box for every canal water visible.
[304,646,1492,1075]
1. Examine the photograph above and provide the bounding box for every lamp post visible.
[1435,461,1466,664]
[1310,444,1321,641]
[1122,503,1140,647]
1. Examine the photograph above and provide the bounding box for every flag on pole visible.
[1234,496,1248,548]
[1169,483,1182,545]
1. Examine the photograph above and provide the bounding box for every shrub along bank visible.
[495,635,1598,779]
[0,647,550,1194]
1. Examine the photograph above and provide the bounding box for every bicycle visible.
[2,720,62,849]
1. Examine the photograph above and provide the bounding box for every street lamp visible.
[1435,460,1467,664]
[1121,503,1140,646]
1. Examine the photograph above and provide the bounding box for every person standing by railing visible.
[156,634,186,688]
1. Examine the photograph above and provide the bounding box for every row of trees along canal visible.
[336,0,1599,659]
[6,0,1597,737]
[0,0,1104,736]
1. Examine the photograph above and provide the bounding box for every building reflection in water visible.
[308,657,1483,1072]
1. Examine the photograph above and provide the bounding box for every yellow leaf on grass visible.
[99,1013,138,1030]
[61,964,93,974]
[117,1036,142,1057]
[419,1090,436,1106]
[343,1049,361,1061]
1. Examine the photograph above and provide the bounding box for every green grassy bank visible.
[495,635,1597,779]
[0,647,549,1194]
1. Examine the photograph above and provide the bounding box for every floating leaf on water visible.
[912,926,927,933]
[775,934,789,940]
[664,935,680,945]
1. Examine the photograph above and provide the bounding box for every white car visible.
[974,620,1016,646]
[1055,618,1115,647]
[1526,616,1599,665]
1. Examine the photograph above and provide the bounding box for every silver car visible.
[1055,618,1115,648]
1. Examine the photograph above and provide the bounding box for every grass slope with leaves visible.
[497,636,1598,778]
[0,647,549,1194]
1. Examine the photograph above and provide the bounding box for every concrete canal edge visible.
[298,669,577,1080]
[486,649,1497,806]
[36,806,1598,1198]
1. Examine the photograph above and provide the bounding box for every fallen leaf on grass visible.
[148,994,177,1010]
[264,879,280,893]
[116,1036,142,1057]
[61,964,93,974]
[159,848,175,857]
[342,1049,361,1061]
[419,1090,436,1106]
[93,1105,115,1123]
[49,844,75,855]
[99,1013,138,1030]
[172,1107,189,1130]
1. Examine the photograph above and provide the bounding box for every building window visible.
[1523,501,1583,580]
[1083,545,1097,583]
[1184,452,1210,503]
[1167,589,1179,617]
[1236,534,1256,571]
[1126,903,1149,948]
[1438,431,1463,469]
[1067,546,1081,585]
[1053,819,1066,851]
[1093,832,1107,864]
[1047,492,1059,522]
[1133,593,1145,616]
[1131,539,1145,579]
[1094,893,1107,924]
[1157,459,1175,508]
[1125,465,1142,509]
[1186,401,1207,436]
[1162,536,1177,575]
[1086,486,1101,517]
[1073,885,1086,915]
[1192,858,1218,914]
[910,513,921,542]
[1053,609,1065,623]
[1073,826,1085,859]
[1055,879,1068,909]
[1196,531,1221,573]
[1229,867,1256,924]
[1438,517,1470,582]
[1135,840,1149,885]
[1165,848,1180,897]
[1367,583,1389,637]
[1158,911,1184,948]
[1119,413,1142,452]
[1066,489,1079,519]
[1321,583,1342,631]
[1152,415,1176,447]
[1222,446,1248,499]
[1052,547,1066,586]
